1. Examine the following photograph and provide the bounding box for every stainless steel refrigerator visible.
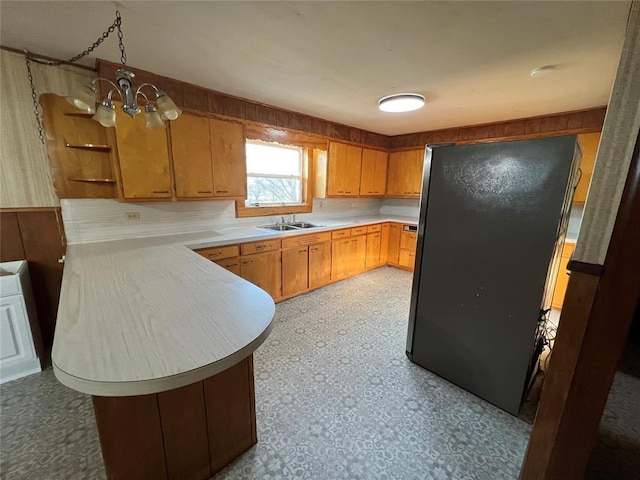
[406,136,580,415]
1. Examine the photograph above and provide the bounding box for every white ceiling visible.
[0,1,631,136]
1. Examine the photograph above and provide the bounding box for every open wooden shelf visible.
[68,178,117,183]
[64,112,95,118]
[65,143,112,152]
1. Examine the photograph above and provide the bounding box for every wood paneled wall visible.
[97,59,606,154]
[390,107,606,150]
[0,207,66,351]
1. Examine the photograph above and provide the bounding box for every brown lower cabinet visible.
[92,356,256,480]
[387,223,402,265]
[239,251,281,299]
[281,246,309,297]
[195,222,417,303]
[365,232,382,268]
[308,242,332,288]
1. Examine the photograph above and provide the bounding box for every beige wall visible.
[0,49,95,207]
[574,2,640,265]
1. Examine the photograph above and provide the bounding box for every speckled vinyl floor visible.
[3,267,627,479]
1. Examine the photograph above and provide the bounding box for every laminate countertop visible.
[52,215,417,397]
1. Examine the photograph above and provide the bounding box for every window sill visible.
[235,202,313,218]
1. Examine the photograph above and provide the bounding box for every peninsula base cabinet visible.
[92,356,256,480]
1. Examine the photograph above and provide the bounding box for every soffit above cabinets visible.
[0,1,630,135]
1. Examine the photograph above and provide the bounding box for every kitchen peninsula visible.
[52,215,416,480]
[52,231,276,480]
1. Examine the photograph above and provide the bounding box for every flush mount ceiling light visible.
[378,93,425,113]
[530,65,556,78]
[24,10,181,141]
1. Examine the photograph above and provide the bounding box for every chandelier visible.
[25,10,181,140]
[67,10,181,128]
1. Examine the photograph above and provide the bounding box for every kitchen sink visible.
[259,224,299,231]
[258,222,322,231]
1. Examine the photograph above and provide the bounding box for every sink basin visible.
[258,222,322,231]
[259,224,299,231]
[290,222,321,229]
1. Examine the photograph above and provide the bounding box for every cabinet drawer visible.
[350,226,367,236]
[331,229,351,240]
[366,224,381,233]
[399,250,416,268]
[281,232,332,249]
[400,232,417,250]
[240,240,280,255]
[196,245,239,262]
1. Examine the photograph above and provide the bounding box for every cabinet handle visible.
[216,190,229,193]
[368,191,373,193]
[310,247,318,252]
[338,190,344,193]
[404,191,411,194]
[208,252,223,258]
[242,260,254,265]
[256,245,265,249]
[298,249,307,253]
[153,190,169,194]
[198,190,212,194]
[345,191,352,194]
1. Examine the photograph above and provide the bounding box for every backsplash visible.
[379,198,421,218]
[61,197,382,244]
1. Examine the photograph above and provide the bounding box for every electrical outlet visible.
[125,212,141,220]
[319,200,323,208]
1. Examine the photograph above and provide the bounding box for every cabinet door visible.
[387,150,423,197]
[552,243,575,309]
[365,233,381,269]
[114,106,172,199]
[210,118,247,198]
[388,223,401,265]
[239,251,281,299]
[410,149,425,196]
[327,142,361,196]
[379,223,390,265]
[331,239,351,281]
[327,142,346,196]
[344,145,362,196]
[282,247,309,297]
[170,114,214,198]
[214,257,240,276]
[350,235,367,276]
[360,149,387,196]
[309,243,331,288]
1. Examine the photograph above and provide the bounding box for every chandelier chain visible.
[67,10,123,64]
[24,55,46,144]
[24,10,124,144]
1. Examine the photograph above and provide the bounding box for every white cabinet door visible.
[0,295,40,383]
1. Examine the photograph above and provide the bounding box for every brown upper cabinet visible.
[316,142,362,197]
[170,114,214,199]
[113,105,173,200]
[574,132,600,205]
[209,117,247,198]
[170,114,247,200]
[360,148,388,196]
[386,149,424,198]
[114,111,246,202]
